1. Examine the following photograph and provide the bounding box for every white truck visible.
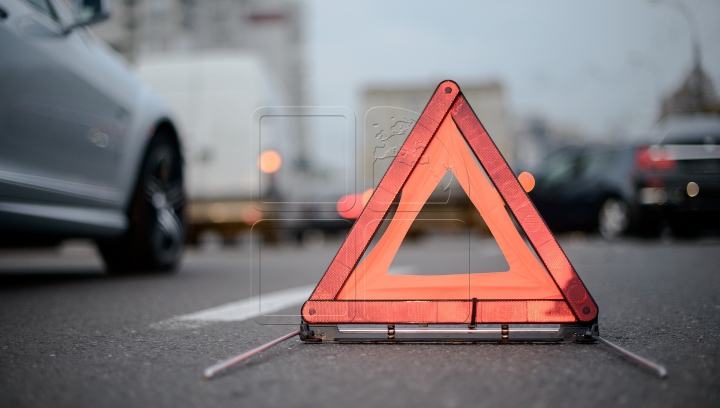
[135,50,287,243]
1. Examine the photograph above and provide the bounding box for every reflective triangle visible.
[303,81,597,325]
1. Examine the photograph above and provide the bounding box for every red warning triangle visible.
[302,81,597,325]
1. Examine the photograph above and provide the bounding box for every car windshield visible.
[538,149,579,186]
[658,116,720,145]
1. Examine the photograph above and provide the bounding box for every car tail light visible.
[636,146,676,171]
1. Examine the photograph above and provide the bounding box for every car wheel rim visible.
[144,145,184,263]
[599,198,629,240]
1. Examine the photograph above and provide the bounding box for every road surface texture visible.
[1,234,719,408]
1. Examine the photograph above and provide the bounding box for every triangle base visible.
[299,322,598,343]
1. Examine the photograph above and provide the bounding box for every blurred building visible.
[362,81,513,178]
[93,0,304,106]
[661,61,720,118]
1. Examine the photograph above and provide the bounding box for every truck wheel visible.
[98,131,186,273]
[598,197,629,240]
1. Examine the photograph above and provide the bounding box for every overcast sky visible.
[303,0,720,138]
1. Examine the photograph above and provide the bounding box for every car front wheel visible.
[598,197,630,240]
[98,130,185,273]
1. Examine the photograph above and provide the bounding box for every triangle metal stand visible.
[203,323,666,379]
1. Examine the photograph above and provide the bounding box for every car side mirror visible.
[64,0,110,33]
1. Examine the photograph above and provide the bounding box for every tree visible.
[661,63,720,117]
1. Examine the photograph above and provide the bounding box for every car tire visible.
[98,130,186,273]
[598,197,630,240]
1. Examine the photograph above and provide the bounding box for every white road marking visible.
[152,285,315,328]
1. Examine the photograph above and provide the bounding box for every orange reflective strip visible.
[303,300,576,324]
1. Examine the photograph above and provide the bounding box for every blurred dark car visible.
[529,114,720,239]
[0,0,186,271]
[530,144,633,238]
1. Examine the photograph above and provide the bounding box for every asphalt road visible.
[1,234,719,408]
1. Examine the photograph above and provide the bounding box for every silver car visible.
[0,0,185,272]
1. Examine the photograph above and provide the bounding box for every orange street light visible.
[258,150,282,174]
[518,171,535,193]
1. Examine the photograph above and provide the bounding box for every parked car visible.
[0,0,186,272]
[529,114,720,239]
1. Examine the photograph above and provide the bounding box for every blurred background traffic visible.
[1,0,719,272]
